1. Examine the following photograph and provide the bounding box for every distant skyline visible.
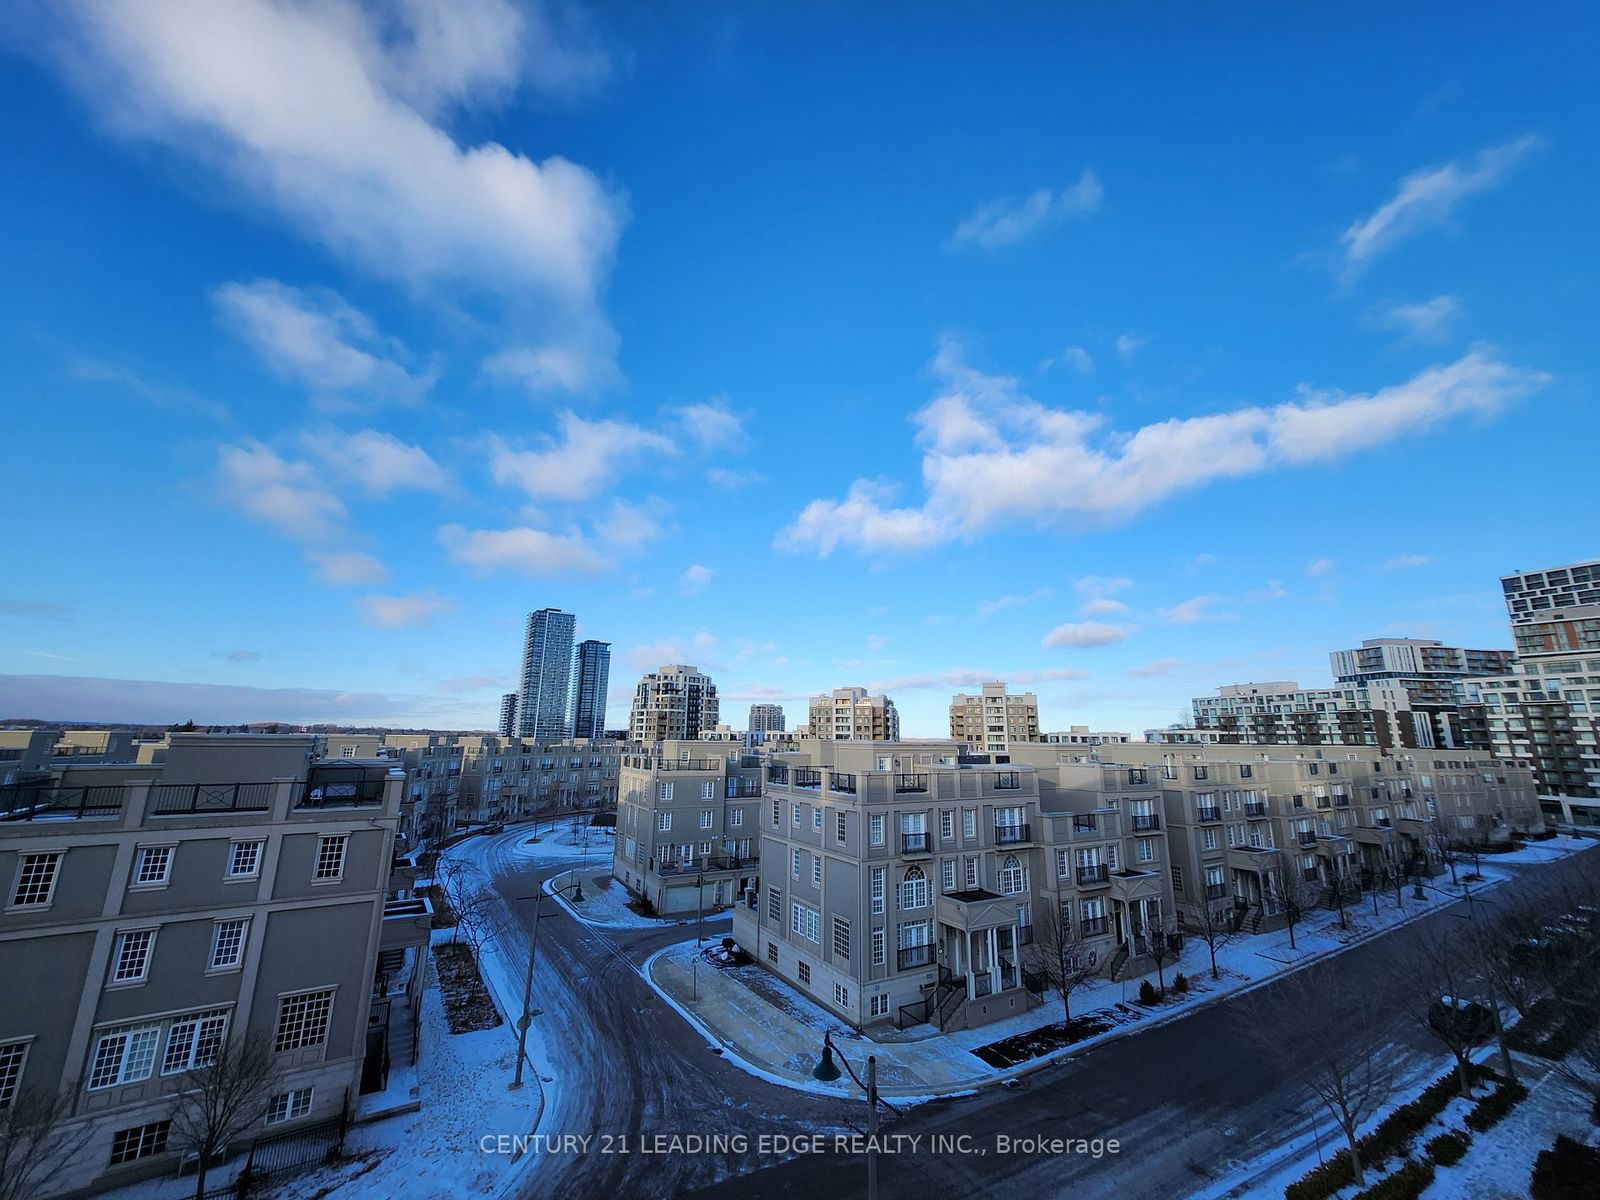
[1,3,1596,735]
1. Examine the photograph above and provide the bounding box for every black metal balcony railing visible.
[894,774,928,793]
[725,781,762,798]
[1131,813,1161,832]
[297,779,386,809]
[656,854,758,875]
[995,823,1030,845]
[1302,866,1320,881]
[1073,816,1098,833]
[1297,831,1317,846]
[0,784,125,821]
[1245,802,1267,818]
[1334,795,1351,807]
[1376,818,1393,829]
[767,768,789,787]
[1076,864,1109,885]
[1080,916,1109,937]
[830,773,857,794]
[1017,924,1035,945]
[1205,883,1228,900]
[897,944,933,970]
[1127,770,1148,785]
[1196,807,1222,823]
[994,772,1021,790]
[793,769,822,789]
[155,782,279,814]
[901,832,931,854]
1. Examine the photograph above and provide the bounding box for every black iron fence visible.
[0,784,124,821]
[152,782,278,814]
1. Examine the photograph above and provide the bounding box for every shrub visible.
[1531,1134,1600,1200]
[1424,1130,1469,1166]
[1138,980,1159,1005]
[1465,1080,1529,1133]
[1351,1159,1435,1200]
[1173,973,1190,993]
[1284,1151,1353,1200]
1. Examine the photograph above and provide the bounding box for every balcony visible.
[1333,794,1351,808]
[1080,916,1109,937]
[993,772,1021,791]
[297,779,386,809]
[1072,816,1098,833]
[793,769,822,790]
[894,774,928,794]
[1076,864,1110,886]
[1204,883,1228,900]
[830,773,857,794]
[1244,801,1268,818]
[897,944,933,970]
[1296,831,1318,846]
[767,767,790,786]
[1196,807,1222,823]
[0,784,125,822]
[1131,813,1161,833]
[900,832,932,855]
[380,896,433,952]
[995,823,1030,845]
[655,854,758,876]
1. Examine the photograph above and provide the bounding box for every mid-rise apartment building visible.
[0,735,423,1196]
[1186,680,1427,748]
[748,703,787,737]
[629,664,719,741]
[948,682,1039,753]
[517,608,577,740]
[570,640,611,742]
[613,741,763,914]
[730,741,1175,1032]
[1329,638,1515,748]
[809,687,900,741]
[1045,727,1131,747]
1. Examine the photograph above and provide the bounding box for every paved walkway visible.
[645,868,1523,1099]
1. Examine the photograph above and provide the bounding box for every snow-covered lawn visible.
[1422,1068,1593,1199]
[1479,835,1600,866]
[543,866,681,929]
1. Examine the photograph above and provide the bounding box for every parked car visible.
[1428,995,1494,1045]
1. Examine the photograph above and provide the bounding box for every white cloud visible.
[1080,597,1130,616]
[680,563,713,596]
[307,550,389,586]
[1341,135,1544,272]
[358,590,454,629]
[867,666,1092,693]
[1075,575,1133,598]
[1245,579,1288,602]
[1305,557,1335,577]
[594,498,672,549]
[482,343,619,398]
[45,0,627,393]
[1128,658,1186,678]
[1382,553,1434,571]
[707,467,764,489]
[438,523,611,576]
[1115,333,1148,360]
[487,412,673,503]
[624,632,719,674]
[1062,346,1094,375]
[1041,621,1133,649]
[302,429,449,495]
[216,440,344,542]
[214,280,434,404]
[865,634,888,655]
[673,399,745,451]
[947,168,1103,250]
[778,341,1547,556]
[976,588,1053,618]
[1371,295,1465,343]
[1163,595,1234,624]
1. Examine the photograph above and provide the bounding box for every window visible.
[1055,849,1070,878]
[161,1009,228,1074]
[1105,844,1119,871]
[267,1086,314,1125]
[812,854,822,886]
[274,989,334,1052]
[962,809,976,839]
[994,855,1020,895]
[209,919,249,971]
[701,781,715,801]
[0,1041,29,1107]
[940,810,954,841]
[832,916,850,959]
[10,852,62,908]
[941,859,957,891]
[1170,865,1184,893]
[965,856,979,888]
[1137,838,1154,863]
[898,866,929,910]
[833,983,850,1007]
[813,808,823,831]
[771,799,781,826]
[791,848,802,879]
[659,782,674,802]
[313,836,347,882]
[766,942,778,963]
[871,929,885,966]
[699,809,714,829]
[133,846,173,887]
[790,902,820,942]
[869,993,890,1018]
[767,886,781,921]
[836,811,847,843]
[868,813,884,846]
[798,962,811,986]
[657,811,672,832]
[792,803,802,827]
[730,809,743,828]
[108,1120,170,1165]
[88,1024,162,1088]
[111,929,156,985]
[1202,827,1218,850]
[227,840,264,879]
[870,867,885,915]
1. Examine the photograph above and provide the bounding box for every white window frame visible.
[273,989,335,1053]
[868,813,885,847]
[161,1009,229,1075]
[313,835,347,883]
[267,1086,315,1125]
[132,845,174,888]
[110,928,157,986]
[659,782,674,802]
[812,854,822,886]
[9,851,63,909]
[699,809,714,830]
[226,840,265,881]
[0,1039,31,1107]
[657,811,672,832]
[832,916,850,959]
[729,808,743,827]
[871,928,886,966]
[87,1023,162,1089]
[869,867,885,915]
[209,918,250,972]
[701,781,715,801]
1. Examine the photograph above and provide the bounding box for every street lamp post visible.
[692,870,706,1001]
[812,1032,883,1200]
[511,876,584,1089]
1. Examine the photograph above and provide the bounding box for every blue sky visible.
[1,1,1596,735]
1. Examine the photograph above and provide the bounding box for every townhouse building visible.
[948,682,1040,753]
[613,741,764,914]
[0,734,423,1196]
[731,742,1176,1033]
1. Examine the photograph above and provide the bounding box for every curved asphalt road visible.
[459,829,1598,1200]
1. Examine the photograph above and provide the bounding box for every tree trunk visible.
[1344,1127,1366,1187]
[193,1158,208,1200]
[1209,943,1219,980]
[1456,1054,1473,1098]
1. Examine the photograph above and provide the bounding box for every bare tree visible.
[0,1087,92,1200]
[1430,826,1461,887]
[1401,922,1490,1098]
[1144,913,1181,995]
[1552,1013,1600,1120]
[1024,900,1098,1023]
[1192,898,1238,980]
[168,1034,284,1199]
[1282,877,1316,951]
[1236,968,1396,1189]
[438,857,498,952]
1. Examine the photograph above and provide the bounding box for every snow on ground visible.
[543,866,683,930]
[1422,1065,1595,1200]
[1480,835,1600,866]
[503,823,613,863]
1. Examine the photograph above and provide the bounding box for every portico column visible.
[986,926,998,981]
[965,930,976,995]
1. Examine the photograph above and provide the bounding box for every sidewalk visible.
[644,868,1516,1099]
[544,865,692,930]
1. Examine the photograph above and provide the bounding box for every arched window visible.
[899,865,929,910]
[999,855,1024,896]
